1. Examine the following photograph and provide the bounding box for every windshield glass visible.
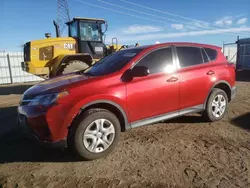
[84,48,144,76]
[79,22,102,41]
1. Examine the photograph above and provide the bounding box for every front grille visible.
[23,42,31,61]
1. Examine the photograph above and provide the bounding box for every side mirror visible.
[121,69,133,82]
[132,66,149,77]
[121,66,149,82]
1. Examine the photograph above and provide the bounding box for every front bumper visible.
[231,86,237,100]
[17,110,67,148]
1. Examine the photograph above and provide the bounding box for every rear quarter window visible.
[204,48,218,61]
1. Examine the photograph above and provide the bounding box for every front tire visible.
[69,109,121,160]
[202,88,228,122]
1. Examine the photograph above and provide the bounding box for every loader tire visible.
[62,60,90,74]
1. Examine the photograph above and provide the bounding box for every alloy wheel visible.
[83,119,115,153]
[211,94,226,118]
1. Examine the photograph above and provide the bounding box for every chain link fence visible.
[0,52,43,85]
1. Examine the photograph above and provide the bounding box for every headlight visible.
[28,91,69,107]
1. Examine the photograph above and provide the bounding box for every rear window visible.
[204,48,217,61]
[176,47,203,67]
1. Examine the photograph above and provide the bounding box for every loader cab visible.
[67,17,107,59]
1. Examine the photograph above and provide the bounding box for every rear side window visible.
[176,47,203,67]
[135,48,173,74]
[204,48,217,61]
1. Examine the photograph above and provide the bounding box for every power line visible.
[96,0,249,36]
[74,0,248,37]
[120,0,250,36]
[74,0,175,24]
[121,0,208,24]
[97,0,199,30]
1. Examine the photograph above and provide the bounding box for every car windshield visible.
[84,48,144,76]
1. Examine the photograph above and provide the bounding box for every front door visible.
[126,47,179,123]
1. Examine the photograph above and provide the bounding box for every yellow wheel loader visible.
[22,17,139,78]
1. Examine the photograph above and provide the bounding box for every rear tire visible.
[68,108,121,160]
[61,60,89,74]
[202,88,228,122]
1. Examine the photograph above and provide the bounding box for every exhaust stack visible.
[53,20,60,37]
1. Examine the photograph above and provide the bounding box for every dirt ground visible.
[0,72,250,188]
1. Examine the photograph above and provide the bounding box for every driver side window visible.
[135,48,173,74]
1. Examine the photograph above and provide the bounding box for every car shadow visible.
[0,129,78,163]
[164,114,204,124]
[230,112,250,131]
[0,106,19,139]
[0,84,34,95]
[0,106,77,163]
[236,70,250,82]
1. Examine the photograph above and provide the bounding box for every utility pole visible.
[57,0,71,36]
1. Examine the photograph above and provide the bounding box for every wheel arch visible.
[204,80,232,108]
[70,100,130,133]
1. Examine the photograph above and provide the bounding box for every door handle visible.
[167,77,178,82]
[207,70,215,75]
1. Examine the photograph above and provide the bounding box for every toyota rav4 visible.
[18,42,236,160]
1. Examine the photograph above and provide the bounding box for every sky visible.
[1,0,250,51]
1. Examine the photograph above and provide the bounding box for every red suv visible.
[18,42,236,160]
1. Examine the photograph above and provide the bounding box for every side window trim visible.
[173,45,207,69]
[201,48,211,62]
[172,45,180,69]
[131,46,176,75]
[200,48,205,64]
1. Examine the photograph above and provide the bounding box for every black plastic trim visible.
[80,100,130,130]
[231,86,237,100]
[130,104,204,128]
[204,80,233,107]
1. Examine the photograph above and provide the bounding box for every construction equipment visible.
[22,17,138,78]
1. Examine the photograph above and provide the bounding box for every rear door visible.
[175,46,215,110]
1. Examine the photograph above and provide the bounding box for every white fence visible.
[0,52,43,84]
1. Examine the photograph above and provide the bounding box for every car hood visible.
[23,73,91,97]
